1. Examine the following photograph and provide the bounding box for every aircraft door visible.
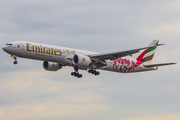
[20,43,25,50]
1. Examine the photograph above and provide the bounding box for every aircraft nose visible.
[2,46,7,51]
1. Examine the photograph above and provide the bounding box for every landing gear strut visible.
[88,69,100,76]
[11,55,18,65]
[71,67,83,78]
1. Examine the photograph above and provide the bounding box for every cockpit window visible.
[6,43,12,46]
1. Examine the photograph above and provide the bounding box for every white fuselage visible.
[2,41,157,73]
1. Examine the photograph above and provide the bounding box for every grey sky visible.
[0,0,179,120]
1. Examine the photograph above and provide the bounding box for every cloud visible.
[121,115,180,120]
[139,18,180,42]
[0,111,4,117]
[0,0,180,120]
[0,69,103,99]
[0,70,107,120]
[0,102,107,120]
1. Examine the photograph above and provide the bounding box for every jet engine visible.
[43,61,62,71]
[73,54,91,67]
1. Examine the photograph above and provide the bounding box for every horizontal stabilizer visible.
[144,63,176,67]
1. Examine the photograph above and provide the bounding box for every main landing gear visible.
[71,72,83,78]
[88,69,100,76]
[71,67,83,78]
[71,67,100,78]
[11,55,18,65]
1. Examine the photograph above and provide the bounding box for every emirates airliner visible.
[2,40,176,78]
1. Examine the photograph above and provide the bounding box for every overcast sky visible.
[0,0,180,120]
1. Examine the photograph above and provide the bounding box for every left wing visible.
[89,44,164,61]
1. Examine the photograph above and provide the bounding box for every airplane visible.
[2,40,176,78]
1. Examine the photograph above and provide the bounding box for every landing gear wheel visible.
[88,69,92,73]
[96,71,100,75]
[95,71,100,75]
[14,61,18,64]
[77,74,83,78]
[71,72,75,76]
[74,72,78,77]
[92,71,96,74]
[71,72,83,78]
[88,69,100,76]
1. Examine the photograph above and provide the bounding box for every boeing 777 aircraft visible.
[2,40,176,78]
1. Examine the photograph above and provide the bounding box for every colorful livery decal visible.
[112,58,137,72]
[137,40,159,63]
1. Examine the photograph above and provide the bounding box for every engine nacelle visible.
[73,54,91,67]
[43,61,62,71]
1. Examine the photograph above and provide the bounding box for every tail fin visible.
[136,40,159,63]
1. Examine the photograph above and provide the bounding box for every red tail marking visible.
[136,48,149,61]
[135,60,142,67]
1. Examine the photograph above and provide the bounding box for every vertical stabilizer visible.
[136,40,159,63]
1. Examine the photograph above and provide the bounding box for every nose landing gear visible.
[11,55,18,65]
